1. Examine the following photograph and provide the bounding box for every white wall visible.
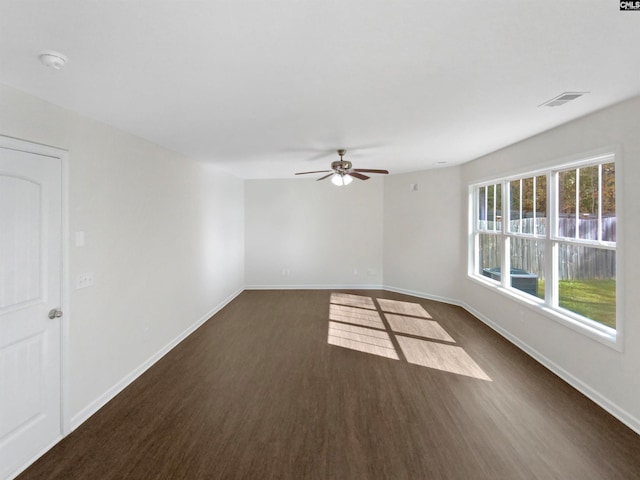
[383,167,462,302]
[245,177,383,287]
[0,84,245,424]
[459,96,640,431]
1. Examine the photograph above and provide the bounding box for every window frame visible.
[468,148,622,350]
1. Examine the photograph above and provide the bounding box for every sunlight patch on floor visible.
[327,294,491,381]
[385,314,455,343]
[330,292,376,310]
[396,336,492,381]
[329,303,385,329]
[376,298,431,318]
[328,321,399,360]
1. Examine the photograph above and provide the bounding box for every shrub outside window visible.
[470,153,617,341]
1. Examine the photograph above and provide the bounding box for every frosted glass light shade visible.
[331,174,353,186]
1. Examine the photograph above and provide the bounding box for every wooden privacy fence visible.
[481,217,616,280]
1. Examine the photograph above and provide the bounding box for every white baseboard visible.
[245,284,384,290]
[382,284,463,307]
[69,287,243,431]
[384,284,640,436]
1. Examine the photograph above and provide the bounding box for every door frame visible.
[0,134,70,438]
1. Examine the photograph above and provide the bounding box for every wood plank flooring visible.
[17,290,640,479]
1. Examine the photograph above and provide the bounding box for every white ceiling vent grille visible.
[539,92,588,107]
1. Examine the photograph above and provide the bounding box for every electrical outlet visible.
[76,272,94,289]
[353,268,358,275]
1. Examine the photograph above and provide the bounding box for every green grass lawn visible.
[536,279,616,328]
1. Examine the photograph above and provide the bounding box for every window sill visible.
[467,274,621,351]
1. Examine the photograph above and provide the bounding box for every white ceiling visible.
[1,1,639,179]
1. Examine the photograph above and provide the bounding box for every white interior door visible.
[0,143,63,480]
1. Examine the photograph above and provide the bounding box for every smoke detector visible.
[39,51,68,70]
[539,92,588,108]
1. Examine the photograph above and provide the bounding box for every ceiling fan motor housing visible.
[331,160,352,174]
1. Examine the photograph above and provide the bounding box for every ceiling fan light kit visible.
[295,149,389,186]
[331,173,353,186]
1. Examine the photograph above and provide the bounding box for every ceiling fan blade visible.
[353,168,389,174]
[316,173,333,181]
[295,170,331,175]
[349,172,370,180]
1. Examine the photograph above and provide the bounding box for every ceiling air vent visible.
[539,92,588,107]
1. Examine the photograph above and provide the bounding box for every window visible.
[470,153,618,342]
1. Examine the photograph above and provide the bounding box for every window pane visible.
[495,183,502,231]
[509,180,521,232]
[578,165,598,240]
[479,184,502,232]
[557,244,616,328]
[487,184,495,228]
[558,169,576,238]
[478,186,486,230]
[535,175,547,235]
[510,238,545,299]
[522,177,534,233]
[478,234,501,278]
[602,162,616,242]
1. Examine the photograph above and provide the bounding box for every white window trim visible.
[467,146,623,351]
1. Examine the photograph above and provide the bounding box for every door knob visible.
[48,308,63,319]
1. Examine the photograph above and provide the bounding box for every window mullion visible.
[598,163,603,242]
[493,184,497,232]
[484,186,488,231]
[503,236,510,288]
[575,168,580,240]
[503,180,509,236]
[547,171,557,307]
[533,176,537,227]
[502,180,510,289]
[519,178,523,233]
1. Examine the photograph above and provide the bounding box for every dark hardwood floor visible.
[18,290,640,479]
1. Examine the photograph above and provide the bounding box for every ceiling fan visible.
[295,149,389,186]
